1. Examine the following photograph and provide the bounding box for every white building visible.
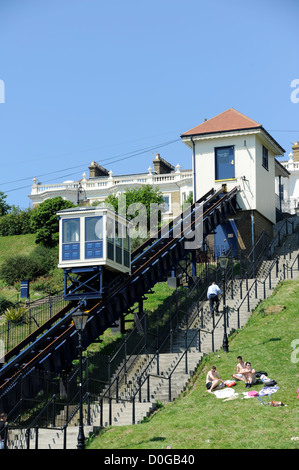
[181,108,288,253]
[277,141,299,214]
[29,153,193,222]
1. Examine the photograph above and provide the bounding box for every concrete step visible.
[11,222,299,449]
[8,426,94,450]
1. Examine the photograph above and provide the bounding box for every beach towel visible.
[258,385,279,396]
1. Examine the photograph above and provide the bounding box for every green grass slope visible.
[0,233,36,265]
[87,279,299,450]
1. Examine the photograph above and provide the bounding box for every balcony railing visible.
[30,170,193,198]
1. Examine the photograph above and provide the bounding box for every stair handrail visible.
[269,217,297,258]
[281,252,299,279]
[128,221,299,407]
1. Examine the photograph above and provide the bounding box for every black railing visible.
[4,215,299,447]
[0,292,68,356]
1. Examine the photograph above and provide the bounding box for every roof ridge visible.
[181,108,262,137]
[228,107,261,126]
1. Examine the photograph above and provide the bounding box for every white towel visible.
[213,388,236,399]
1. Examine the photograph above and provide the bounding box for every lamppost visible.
[218,255,229,353]
[72,307,89,449]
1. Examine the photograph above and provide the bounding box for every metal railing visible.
[0,292,68,355]
[3,215,299,446]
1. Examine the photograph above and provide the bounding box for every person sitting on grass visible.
[241,361,256,388]
[232,356,245,382]
[206,366,225,393]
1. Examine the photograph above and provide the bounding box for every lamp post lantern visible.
[218,255,229,353]
[72,308,89,449]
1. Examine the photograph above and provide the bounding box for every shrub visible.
[0,209,33,236]
[0,254,45,285]
[0,246,58,286]
[31,245,58,273]
[4,306,27,324]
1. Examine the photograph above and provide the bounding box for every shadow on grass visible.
[262,337,281,344]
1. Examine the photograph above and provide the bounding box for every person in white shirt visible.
[207,281,222,314]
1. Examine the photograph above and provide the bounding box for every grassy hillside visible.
[0,233,64,301]
[87,279,299,450]
[0,234,36,299]
[0,233,37,265]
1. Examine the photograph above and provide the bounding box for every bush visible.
[31,245,58,273]
[0,209,33,236]
[4,306,27,324]
[0,255,46,285]
[0,246,58,286]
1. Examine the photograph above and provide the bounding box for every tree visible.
[30,197,75,247]
[104,185,166,249]
[0,191,11,216]
[105,185,165,225]
[0,207,33,236]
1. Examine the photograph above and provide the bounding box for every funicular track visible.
[0,185,240,410]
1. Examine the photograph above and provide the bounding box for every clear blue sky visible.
[0,0,298,208]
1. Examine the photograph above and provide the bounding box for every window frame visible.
[62,218,80,261]
[162,194,171,213]
[214,145,235,182]
[262,145,269,171]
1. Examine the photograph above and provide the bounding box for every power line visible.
[2,138,181,193]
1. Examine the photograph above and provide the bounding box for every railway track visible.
[0,186,239,406]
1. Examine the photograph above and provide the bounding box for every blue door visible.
[215,146,235,181]
[214,220,238,258]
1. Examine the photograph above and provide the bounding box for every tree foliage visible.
[30,197,75,247]
[105,185,165,226]
[0,191,11,216]
[0,245,58,285]
[0,207,33,236]
[103,185,166,250]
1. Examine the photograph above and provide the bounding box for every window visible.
[215,146,235,181]
[162,195,171,212]
[85,216,103,241]
[63,218,80,243]
[85,216,103,259]
[107,217,115,260]
[123,226,130,267]
[115,221,123,264]
[262,145,268,170]
[62,218,80,260]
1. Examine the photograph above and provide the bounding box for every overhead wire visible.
[2,138,181,193]
[2,128,298,195]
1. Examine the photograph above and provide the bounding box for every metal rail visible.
[0,186,240,408]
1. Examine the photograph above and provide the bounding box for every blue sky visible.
[0,0,298,208]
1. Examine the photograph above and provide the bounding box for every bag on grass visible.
[224,380,236,387]
[255,371,267,378]
[264,380,277,387]
[271,400,284,406]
